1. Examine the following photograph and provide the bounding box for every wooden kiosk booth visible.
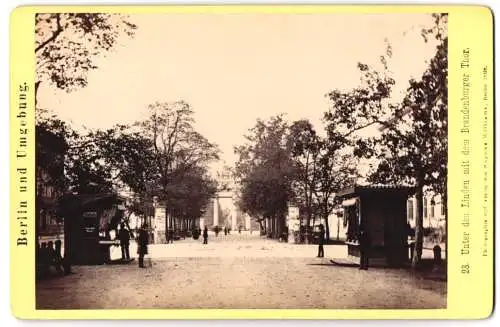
[336,184,414,267]
[61,193,126,265]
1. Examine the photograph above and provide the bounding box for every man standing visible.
[359,227,371,270]
[54,238,64,274]
[317,224,325,258]
[118,223,131,261]
[137,223,149,268]
[203,226,208,245]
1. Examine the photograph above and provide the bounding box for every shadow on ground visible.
[306,258,447,282]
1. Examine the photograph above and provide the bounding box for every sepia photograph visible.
[34,11,448,310]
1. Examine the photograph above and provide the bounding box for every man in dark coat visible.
[203,226,208,244]
[137,223,149,268]
[317,224,325,258]
[359,227,371,270]
[118,223,131,261]
[53,238,64,274]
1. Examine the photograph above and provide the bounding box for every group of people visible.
[114,222,150,268]
[316,224,371,270]
[36,239,65,278]
[133,222,373,270]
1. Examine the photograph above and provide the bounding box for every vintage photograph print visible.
[33,11,449,311]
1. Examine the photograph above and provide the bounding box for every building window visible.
[407,199,414,221]
[430,201,435,218]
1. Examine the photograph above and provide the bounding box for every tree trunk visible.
[35,81,41,109]
[443,192,448,264]
[324,212,330,242]
[412,180,424,268]
[124,212,135,238]
[337,216,340,241]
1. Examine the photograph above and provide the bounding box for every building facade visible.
[406,192,446,229]
[36,126,67,245]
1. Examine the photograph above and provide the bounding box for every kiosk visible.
[61,193,126,265]
[336,184,414,267]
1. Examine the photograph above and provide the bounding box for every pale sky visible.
[38,13,438,174]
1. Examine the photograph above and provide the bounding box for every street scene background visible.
[35,11,447,309]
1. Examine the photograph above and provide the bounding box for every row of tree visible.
[234,14,447,267]
[35,13,220,232]
[38,101,220,232]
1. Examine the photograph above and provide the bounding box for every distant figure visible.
[358,227,371,270]
[137,223,149,268]
[317,224,325,258]
[238,225,242,234]
[118,223,131,261]
[166,229,174,244]
[407,222,415,261]
[203,226,208,244]
[47,241,63,274]
[54,238,64,274]
[224,226,228,236]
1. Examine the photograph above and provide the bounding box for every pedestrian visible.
[169,229,174,244]
[224,226,228,236]
[54,238,64,275]
[317,224,325,258]
[118,223,131,261]
[137,223,149,268]
[47,241,63,275]
[359,227,371,270]
[238,225,242,234]
[203,226,208,244]
[39,242,50,278]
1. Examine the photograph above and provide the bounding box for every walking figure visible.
[137,223,149,268]
[54,238,64,274]
[317,224,325,258]
[203,226,208,244]
[359,227,371,270]
[224,226,228,236]
[47,241,63,275]
[46,241,63,275]
[169,229,174,244]
[118,223,131,261]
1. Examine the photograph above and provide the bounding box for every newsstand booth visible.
[336,184,414,267]
[61,194,126,265]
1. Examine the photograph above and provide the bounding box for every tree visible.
[314,150,359,241]
[35,13,136,103]
[92,125,158,196]
[167,166,218,231]
[287,120,321,239]
[234,115,295,238]
[138,101,219,231]
[369,14,448,267]
[324,14,448,268]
